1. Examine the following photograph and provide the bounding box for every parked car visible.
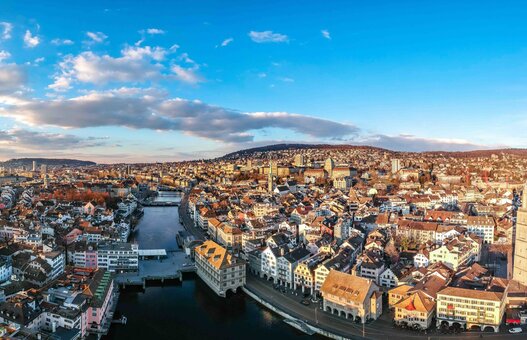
[509,327,522,334]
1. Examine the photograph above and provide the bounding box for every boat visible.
[112,316,127,325]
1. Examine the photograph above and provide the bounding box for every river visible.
[105,192,311,340]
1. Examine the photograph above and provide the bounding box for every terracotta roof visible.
[195,240,244,270]
[394,291,435,313]
[438,286,504,301]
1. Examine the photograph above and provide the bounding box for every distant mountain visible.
[221,143,527,159]
[1,158,96,168]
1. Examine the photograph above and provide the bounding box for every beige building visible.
[195,240,246,297]
[436,286,507,332]
[320,270,382,323]
[514,185,527,286]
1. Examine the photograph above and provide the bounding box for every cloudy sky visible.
[0,0,526,163]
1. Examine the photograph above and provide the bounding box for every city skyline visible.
[1,0,527,163]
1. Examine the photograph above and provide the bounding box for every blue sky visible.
[0,0,526,162]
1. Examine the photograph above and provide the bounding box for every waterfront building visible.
[97,243,139,273]
[393,291,435,330]
[195,240,246,297]
[84,269,115,335]
[277,247,311,288]
[436,285,507,332]
[320,270,382,323]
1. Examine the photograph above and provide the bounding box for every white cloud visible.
[257,72,267,78]
[171,64,202,84]
[2,90,358,143]
[48,44,200,90]
[0,22,12,40]
[146,28,165,35]
[0,50,10,62]
[86,31,107,43]
[219,37,233,47]
[51,38,74,45]
[0,128,106,150]
[321,29,331,40]
[280,77,294,83]
[23,30,40,48]
[249,30,288,43]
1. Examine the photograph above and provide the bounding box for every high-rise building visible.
[513,185,527,286]
[392,159,401,174]
[32,160,37,172]
[294,154,304,167]
[41,164,47,176]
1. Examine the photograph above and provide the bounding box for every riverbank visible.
[107,201,310,340]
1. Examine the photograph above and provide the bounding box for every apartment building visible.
[436,286,507,332]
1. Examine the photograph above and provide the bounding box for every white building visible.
[194,240,246,297]
[97,243,138,273]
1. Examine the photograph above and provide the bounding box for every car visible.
[509,327,522,334]
[300,299,310,306]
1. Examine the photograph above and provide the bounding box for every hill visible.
[221,143,389,159]
[221,144,527,159]
[1,158,96,168]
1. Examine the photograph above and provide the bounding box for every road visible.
[178,195,207,240]
[246,270,523,339]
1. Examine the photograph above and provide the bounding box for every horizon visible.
[1,1,526,163]
[3,143,527,164]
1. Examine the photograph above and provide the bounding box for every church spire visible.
[268,160,274,193]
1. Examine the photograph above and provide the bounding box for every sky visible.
[0,0,526,163]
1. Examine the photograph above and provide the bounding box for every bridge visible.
[114,250,195,288]
[157,185,184,192]
[140,200,180,207]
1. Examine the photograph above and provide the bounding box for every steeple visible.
[268,160,274,193]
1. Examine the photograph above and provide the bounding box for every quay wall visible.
[242,286,352,340]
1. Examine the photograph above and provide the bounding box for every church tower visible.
[513,184,527,285]
[268,161,274,193]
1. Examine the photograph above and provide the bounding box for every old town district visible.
[0,146,526,338]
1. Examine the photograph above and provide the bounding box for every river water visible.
[105,192,310,340]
